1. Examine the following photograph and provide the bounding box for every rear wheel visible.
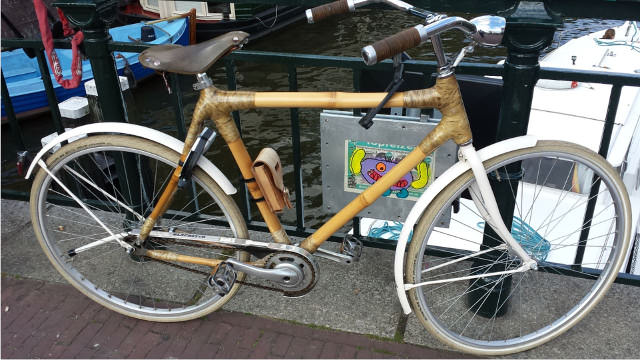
[30,135,248,321]
[406,141,631,355]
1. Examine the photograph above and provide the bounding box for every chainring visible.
[265,251,319,297]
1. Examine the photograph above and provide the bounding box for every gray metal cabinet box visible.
[320,110,456,225]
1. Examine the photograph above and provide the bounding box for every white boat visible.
[528,21,640,274]
[529,21,640,159]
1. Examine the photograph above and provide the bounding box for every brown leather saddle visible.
[138,31,249,75]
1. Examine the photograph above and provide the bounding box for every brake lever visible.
[452,43,476,68]
[358,53,408,129]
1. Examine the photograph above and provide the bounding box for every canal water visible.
[1,10,623,229]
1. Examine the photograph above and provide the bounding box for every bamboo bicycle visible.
[26,0,632,355]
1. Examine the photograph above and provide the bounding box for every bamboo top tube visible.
[254,91,405,108]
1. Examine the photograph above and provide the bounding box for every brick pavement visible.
[1,275,468,359]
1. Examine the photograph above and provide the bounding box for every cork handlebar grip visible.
[306,0,352,23]
[361,26,422,65]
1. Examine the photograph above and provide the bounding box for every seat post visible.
[194,73,214,90]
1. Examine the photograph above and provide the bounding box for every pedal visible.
[208,262,237,297]
[340,235,363,261]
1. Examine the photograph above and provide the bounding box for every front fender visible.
[25,123,237,195]
[394,135,538,314]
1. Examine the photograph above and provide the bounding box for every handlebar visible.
[305,0,502,67]
[362,17,477,65]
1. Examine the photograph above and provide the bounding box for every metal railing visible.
[1,0,639,284]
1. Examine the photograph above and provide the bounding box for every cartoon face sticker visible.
[349,148,430,199]
[361,158,412,191]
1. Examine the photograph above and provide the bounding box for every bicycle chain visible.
[141,237,287,294]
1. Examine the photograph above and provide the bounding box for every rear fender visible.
[25,123,237,195]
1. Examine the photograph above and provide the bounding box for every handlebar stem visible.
[416,16,477,40]
[430,35,448,69]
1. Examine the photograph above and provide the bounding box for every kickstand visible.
[358,52,410,129]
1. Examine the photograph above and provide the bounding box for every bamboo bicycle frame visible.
[139,74,472,262]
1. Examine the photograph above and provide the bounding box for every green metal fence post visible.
[53,0,145,216]
[287,65,305,232]
[467,0,561,318]
[54,0,127,123]
[1,72,26,150]
[225,58,253,222]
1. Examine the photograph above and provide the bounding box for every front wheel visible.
[30,135,249,321]
[406,140,631,355]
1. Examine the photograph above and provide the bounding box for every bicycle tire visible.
[30,135,249,322]
[406,140,631,355]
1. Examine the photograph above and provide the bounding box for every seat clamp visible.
[193,73,214,91]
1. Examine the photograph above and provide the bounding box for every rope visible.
[367,220,413,242]
[255,5,279,29]
[593,21,640,53]
[510,216,551,261]
[368,221,403,240]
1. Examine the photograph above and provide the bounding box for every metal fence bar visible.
[539,67,640,86]
[597,85,623,159]
[573,84,623,269]
[287,65,305,232]
[34,49,64,134]
[1,72,26,150]
[168,72,203,211]
[227,51,640,85]
[169,73,187,140]
[352,67,362,237]
[224,58,253,222]
[1,38,68,49]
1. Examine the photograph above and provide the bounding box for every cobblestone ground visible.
[1,276,468,359]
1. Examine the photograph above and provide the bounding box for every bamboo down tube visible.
[300,147,428,252]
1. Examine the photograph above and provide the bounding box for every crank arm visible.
[137,247,303,288]
[225,258,303,287]
[314,247,356,265]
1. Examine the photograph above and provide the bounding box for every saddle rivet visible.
[232,36,239,41]
[153,60,160,66]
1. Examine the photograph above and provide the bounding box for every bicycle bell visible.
[469,15,506,46]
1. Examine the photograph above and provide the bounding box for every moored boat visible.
[118,0,304,42]
[528,21,640,274]
[1,16,190,119]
